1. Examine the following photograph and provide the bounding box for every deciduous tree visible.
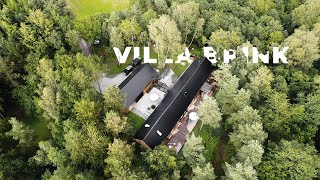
[192,163,216,180]
[103,86,125,112]
[198,96,222,129]
[171,1,205,46]
[142,145,180,178]
[245,66,273,102]
[229,122,267,149]
[292,0,320,29]
[209,29,243,51]
[6,118,34,147]
[225,159,258,180]
[283,29,319,70]
[148,15,183,69]
[154,0,169,14]
[258,140,320,180]
[236,140,264,167]
[109,26,125,51]
[227,106,261,129]
[105,139,139,179]
[104,110,128,136]
[183,133,206,166]
[215,75,251,115]
[73,99,101,125]
[119,19,141,46]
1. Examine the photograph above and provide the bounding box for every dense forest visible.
[1,0,320,179]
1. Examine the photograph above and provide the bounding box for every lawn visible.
[194,123,221,162]
[193,121,232,177]
[66,0,130,17]
[125,112,145,138]
[127,112,145,131]
[169,63,189,77]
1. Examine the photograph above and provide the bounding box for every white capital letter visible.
[204,47,217,64]
[176,47,193,64]
[273,47,288,64]
[134,47,140,59]
[252,47,269,64]
[144,47,157,64]
[223,49,236,63]
[114,47,131,64]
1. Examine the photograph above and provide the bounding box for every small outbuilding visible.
[118,63,159,112]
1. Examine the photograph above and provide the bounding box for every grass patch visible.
[66,0,130,17]
[125,112,145,140]
[127,112,144,131]
[169,63,189,77]
[194,124,220,162]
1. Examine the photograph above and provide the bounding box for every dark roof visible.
[134,58,217,148]
[119,63,158,109]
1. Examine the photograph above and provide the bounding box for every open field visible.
[66,0,130,17]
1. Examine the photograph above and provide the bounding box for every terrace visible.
[166,78,217,153]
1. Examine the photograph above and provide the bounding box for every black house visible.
[119,63,158,112]
[134,58,217,148]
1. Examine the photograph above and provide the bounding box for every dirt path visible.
[212,129,230,179]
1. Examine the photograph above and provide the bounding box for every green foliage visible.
[227,106,261,129]
[229,122,267,149]
[283,29,320,70]
[272,75,289,94]
[236,140,264,167]
[5,117,34,147]
[198,96,222,129]
[192,163,216,180]
[1,0,320,179]
[127,112,145,132]
[73,98,101,125]
[153,0,169,14]
[104,110,128,136]
[206,10,243,36]
[118,19,142,46]
[142,145,181,178]
[33,141,69,167]
[260,90,320,143]
[64,123,109,167]
[36,54,101,121]
[288,70,313,100]
[74,15,105,43]
[258,140,320,180]
[225,159,258,180]
[209,29,243,51]
[0,153,38,180]
[247,0,275,15]
[215,73,251,115]
[292,0,320,29]
[195,125,220,162]
[109,26,125,50]
[245,66,274,103]
[105,139,138,179]
[171,1,204,46]
[148,15,183,69]
[103,86,125,112]
[0,57,19,86]
[183,133,206,167]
